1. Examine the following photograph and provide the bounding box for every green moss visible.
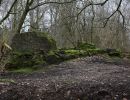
[45,48,104,64]
[32,53,46,65]
[6,51,46,70]
[45,51,61,64]
[10,68,34,73]
[77,42,96,50]
[63,48,103,57]
[0,79,16,83]
[47,50,56,56]
[86,48,102,55]
[64,50,87,56]
[7,40,122,72]
[65,50,81,55]
[102,49,122,57]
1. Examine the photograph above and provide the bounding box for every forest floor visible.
[0,55,130,100]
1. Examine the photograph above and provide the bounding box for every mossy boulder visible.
[6,51,46,70]
[11,31,56,52]
[102,48,121,57]
[42,51,59,64]
[44,49,103,64]
[7,37,122,71]
[77,42,121,57]
[6,31,56,70]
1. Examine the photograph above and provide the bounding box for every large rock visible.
[6,32,56,69]
[11,32,56,52]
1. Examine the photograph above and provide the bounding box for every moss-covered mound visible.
[6,42,122,71]
[6,49,102,70]
[76,42,121,57]
[102,48,121,57]
[43,48,105,65]
[77,42,96,50]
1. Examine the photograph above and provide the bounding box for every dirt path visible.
[0,56,130,100]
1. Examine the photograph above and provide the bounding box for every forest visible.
[0,0,130,100]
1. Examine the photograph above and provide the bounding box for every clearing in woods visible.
[0,55,130,100]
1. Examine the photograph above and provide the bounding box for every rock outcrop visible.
[11,31,56,52]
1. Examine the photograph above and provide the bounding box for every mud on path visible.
[0,55,130,100]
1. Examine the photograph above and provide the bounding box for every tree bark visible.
[17,0,34,33]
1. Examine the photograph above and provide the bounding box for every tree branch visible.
[76,0,109,21]
[0,0,3,5]
[76,0,124,27]
[103,0,123,27]
[29,0,76,11]
[0,0,18,25]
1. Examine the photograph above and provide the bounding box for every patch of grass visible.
[10,68,35,73]
[0,79,16,83]
[65,50,85,55]
[86,48,103,55]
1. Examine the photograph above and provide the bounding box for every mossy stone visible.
[77,42,96,50]
[11,31,57,52]
[102,48,121,57]
[5,51,46,70]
